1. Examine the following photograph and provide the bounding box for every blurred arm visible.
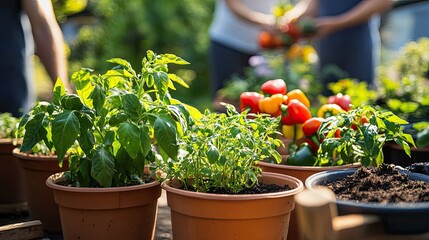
[315,0,393,37]
[22,0,71,91]
[225,0,276,28]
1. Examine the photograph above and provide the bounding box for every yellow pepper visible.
[286,89,310,108]
[282,124,304,140]
[317,104,345,118]
[258,94,284,116]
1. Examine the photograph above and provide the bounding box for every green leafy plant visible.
[377,38,429,122]
[0,113,20,139]
[159,104,283,193]
[316,105,415,166]
[19,51,200,187]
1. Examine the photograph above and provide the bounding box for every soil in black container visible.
[326,164,429,203]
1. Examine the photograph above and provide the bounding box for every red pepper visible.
[302,117,324,153]
[327,93,352,111]
[281,99,311,125]
[261,79,287,95]
[240,92,263,113]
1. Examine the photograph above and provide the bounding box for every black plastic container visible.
[306,169,429,234]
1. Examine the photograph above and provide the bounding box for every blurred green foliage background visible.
[47,0,215,111]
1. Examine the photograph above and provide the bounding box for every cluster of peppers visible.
[289,93,353,166]
[240,81,354,166]
[258,17,317,49]
[239,78,312,151]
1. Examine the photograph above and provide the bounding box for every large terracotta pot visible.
[0,139,26,204]
[46,172,162,240]
[162,172,304,240]
[13,148,68,232]
[257,160,361,240]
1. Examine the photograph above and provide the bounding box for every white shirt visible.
[209,0,277,54]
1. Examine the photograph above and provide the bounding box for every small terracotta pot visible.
[162,172,304,240]
[257,160,361,240]
[13,148,68,232]
[0,139,26,204]
[46,172,162,240]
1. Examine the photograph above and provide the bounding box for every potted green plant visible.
[159,104,304,240]
[13,107,68,233]
[0,112,26,206]
[18,51,197,239]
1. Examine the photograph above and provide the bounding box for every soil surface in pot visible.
[184,183,292,194]
[326,164,429,203]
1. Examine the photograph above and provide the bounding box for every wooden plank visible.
[0,220,44,240]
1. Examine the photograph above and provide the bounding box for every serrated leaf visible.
[107,58,136,76]
[52,111,80,161]
[118,122,141,159]
[91,147,115,187]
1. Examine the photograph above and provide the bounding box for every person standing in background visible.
[0,0,71,117]
[209,0,279,99]
[284,0,393,95]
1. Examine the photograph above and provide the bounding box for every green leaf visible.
[53,78,66,105]
[79,130,95,157]
[78,157,91,187]
[168,73,189,88]
[72,69,94,108]
[161,53,190,65]
[386,114,409,125]
[107,58,136,76]
[417,128,429,148]
[91,85,106,115]
[91,147,115,187]
[153,71,169,98]
[61,94,83,111]
[118,122,141,159]
[109,113,128,126]
[20,113,47,152]
[140,126,152,157]
[52,111,80,161]
[154,116,178,160]
[122,94,142,121]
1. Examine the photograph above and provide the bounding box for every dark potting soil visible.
[185,183,292,194]
[326,164,429,203]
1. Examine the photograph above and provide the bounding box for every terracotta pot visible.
[46,172,162,240]
[12,148,68,232]
[162,172,304,240]
[0,139,26,204]
[257,160,361,240]
[383,142,429,167]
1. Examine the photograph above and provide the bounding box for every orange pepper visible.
[286,89,310,108]
[258,93,284,116]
